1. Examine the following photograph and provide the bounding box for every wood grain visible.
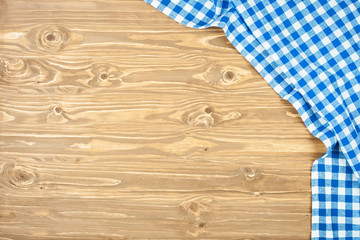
[0,0,326,239]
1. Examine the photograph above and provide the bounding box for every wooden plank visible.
[0,0,326,239]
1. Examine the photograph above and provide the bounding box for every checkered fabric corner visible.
[312,143,360,239]
[143,0,360,239]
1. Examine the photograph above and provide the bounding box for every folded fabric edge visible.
[231,0,360,185]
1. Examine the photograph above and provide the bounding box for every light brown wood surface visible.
[0,0,327,239]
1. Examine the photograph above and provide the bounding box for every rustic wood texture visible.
[0,0,327,239]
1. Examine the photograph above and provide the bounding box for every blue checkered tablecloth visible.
[143,0,360,239]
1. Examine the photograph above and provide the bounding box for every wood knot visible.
[0,57,48,85]
[190,113,214,127]
[100,73,109,81]
[223,70,235,81]
[47,105,68,123]
[204,107,212,114]
[180,197,212,237]
[184,106,241,127]
[180,196,213,219]
[53,106,62,115]
[198,222,206,228]
[89,64,123,87]
[45,33,56,41]
[241,167,261,181]
[0,57,28,78]
[186,105,215,127]
[189,202,199,213]
[2,163,38,188]
[196,64,242,88]
[36,25,70,51]
[220,67,239,85]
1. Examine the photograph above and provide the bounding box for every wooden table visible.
[0,0,326,239]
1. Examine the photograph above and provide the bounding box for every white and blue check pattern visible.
[143,0,360,238]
